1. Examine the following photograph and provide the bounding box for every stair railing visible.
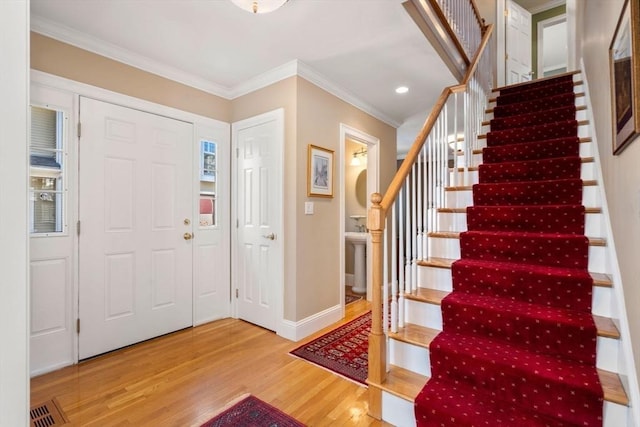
[366,20,494,420]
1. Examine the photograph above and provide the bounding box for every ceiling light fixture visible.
[395,86,409,94]
[230,0,289,14]
[350,147,367,166]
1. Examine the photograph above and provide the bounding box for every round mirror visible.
[355,169,367,208]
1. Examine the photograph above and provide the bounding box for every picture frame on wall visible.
[610,0,640,154]
[307,144,334,198]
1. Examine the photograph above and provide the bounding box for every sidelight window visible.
[30,106,67,235]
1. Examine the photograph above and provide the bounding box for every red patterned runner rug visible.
[199,394,304,427]
[289,311,370,386]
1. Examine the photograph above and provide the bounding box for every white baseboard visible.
[278,304,343,342]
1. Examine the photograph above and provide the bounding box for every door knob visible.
[183,232,193,240]
[262,233,276,240]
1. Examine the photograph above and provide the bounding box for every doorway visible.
[537,15,568,78]
[232,109,284,332]
[339,124,379,306]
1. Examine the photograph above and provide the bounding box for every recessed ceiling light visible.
[395,86,409,94]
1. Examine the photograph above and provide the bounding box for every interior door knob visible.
[262,233,276,240]
[183,232,193,240]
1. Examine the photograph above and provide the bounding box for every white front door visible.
[78,97,193,359]
[506,0,532,84]
[233,109,283,332]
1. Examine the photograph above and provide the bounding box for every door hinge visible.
[236,147,239,158]
[504,9,509,17]
[505,53,509,60]
[76,318,80,334]
[236,219,239,228]
[77,220,81,236]
[77,122,81,138]
[235,289,239,298]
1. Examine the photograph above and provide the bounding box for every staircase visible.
[371,73,632,426]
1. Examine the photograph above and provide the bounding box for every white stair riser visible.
[598,336,620,372]
[389,339,431,377]
[437,211,604,237]
[604,401,629,427]
[592,286,613,318]
[445,185,601,208]
[449,162,596,186]
[417,266,453,291]
[406,299,442,331]
[382,391,416,427]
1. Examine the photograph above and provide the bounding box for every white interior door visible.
[506,0,533,84]
[78,97,193,359]
[233,109,283,332]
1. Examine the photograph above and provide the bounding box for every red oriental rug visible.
[289,312,370,385]
[200,395,304,427]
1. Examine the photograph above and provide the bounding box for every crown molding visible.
[31,16,234,99]
[528,0,565,15]
[296,61,401,128]
[31,16,400,128]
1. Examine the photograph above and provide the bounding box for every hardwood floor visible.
[31,298,392,426]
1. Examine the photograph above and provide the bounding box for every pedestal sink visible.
[345,232,367,294]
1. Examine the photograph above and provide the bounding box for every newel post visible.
[367,192,386,419]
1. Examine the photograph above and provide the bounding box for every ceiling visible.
[30,0,459,153]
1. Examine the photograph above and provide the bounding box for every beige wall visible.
[30,32,397,325]
[296,78,396,320]
[31,33,231,121]
[581,0,640,387]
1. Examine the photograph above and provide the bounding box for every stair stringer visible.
[580,63,640,427]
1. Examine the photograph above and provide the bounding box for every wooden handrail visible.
[427,0,471,66]
[377,23,493,217]
[366,18,494,422]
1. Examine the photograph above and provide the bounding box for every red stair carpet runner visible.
[414,74,604,426]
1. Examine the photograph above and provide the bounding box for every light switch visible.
[305,201,314,215]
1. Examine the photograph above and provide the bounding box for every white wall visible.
[581,0,640,417]
[0,0,30,425]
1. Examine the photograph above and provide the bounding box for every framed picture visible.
[610,0,640,154]
[307,144,334,198]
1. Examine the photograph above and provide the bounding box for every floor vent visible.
[30,399,68,427]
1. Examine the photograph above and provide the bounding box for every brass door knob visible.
[183,232,193,240]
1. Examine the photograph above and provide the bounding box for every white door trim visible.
[536,14,567,78]
[231,108,285,335]
[339,123,380,306]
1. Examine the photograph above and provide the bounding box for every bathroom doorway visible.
[339,124,379,309]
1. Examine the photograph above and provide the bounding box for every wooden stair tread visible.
[599,369,630,406]
[437,207,602,214]
[446,180,597,191]
[478,120,589,139]
[593,315,620,339]
[372,366,628,406]
[427,231,606,246]
[416,257,612,288]
[406,288,448,304]
[458,137,593,156]
[388,323,439,348]
[416,257,455,269]
[482,105,587,126]
[406,287,617,339]
[368,365,427,402]
[591,272,613,287]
